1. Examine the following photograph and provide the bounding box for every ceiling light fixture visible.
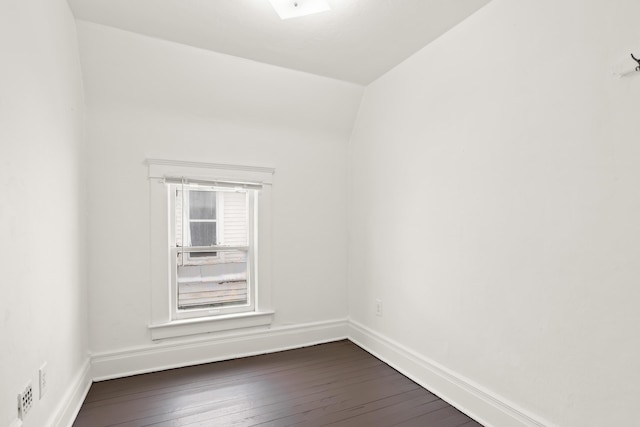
[268,0,331,20]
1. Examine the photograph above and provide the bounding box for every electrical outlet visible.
[39,363,48,399]
[17,382,33,420]
[375,299,383,317]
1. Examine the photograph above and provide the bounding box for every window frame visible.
[169,185,255,319]
[147,159,275,340]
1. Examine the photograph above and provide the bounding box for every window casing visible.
[147,159,274,340]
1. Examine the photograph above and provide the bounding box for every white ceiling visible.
[67,0,491,85]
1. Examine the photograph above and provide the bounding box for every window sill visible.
[148,310,275,340]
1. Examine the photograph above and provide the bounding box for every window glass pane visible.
[177,249,248,310]
[189,190,216,219]
[190,222,216,247]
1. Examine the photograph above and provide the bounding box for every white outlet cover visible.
[268,0,331,20]
[39,363,48,399]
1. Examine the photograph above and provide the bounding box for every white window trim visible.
[147,159,275,340]
[148,310,275,340]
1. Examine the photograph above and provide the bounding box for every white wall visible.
[76,22,363,354]
[0,0,88,426]
[348,1,640,426]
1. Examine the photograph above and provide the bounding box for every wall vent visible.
[18,382,33,420]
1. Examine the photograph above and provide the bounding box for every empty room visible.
[1,0,639,426]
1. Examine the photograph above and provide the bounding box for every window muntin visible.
[170,183,255,319]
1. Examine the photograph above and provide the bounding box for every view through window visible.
[171,184,253,313]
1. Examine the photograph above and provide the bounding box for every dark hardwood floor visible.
[73,340,482,426]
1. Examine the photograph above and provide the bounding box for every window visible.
[147,159,274,340]
[170,183,253,318]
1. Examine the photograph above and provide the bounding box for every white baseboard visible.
[69,318,549,427]
[91,318,349,381]
[49,358,92,427]
[348,319,552,427]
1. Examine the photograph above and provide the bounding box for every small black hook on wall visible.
[632,53,640,71]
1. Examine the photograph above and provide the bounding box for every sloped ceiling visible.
[68,0,491,85]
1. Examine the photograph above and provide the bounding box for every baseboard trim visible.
[348,319,551,427]
[91,318,349,381]
[74,318,549,427]
[50,358,92,427]
[56,319,347,425]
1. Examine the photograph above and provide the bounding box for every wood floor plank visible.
[322,392,445,427]
[460,420,485,427]
[77,360,393,426]
[188,374,418,426]
[394,405,464,426]
[82,349,378,412]
[73,340,483,427]
[85,341,364,404]
[114,377,412,427]
[167,376,415,427]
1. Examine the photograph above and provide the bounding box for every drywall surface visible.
[348,0,640,426]
[67,0,491,85]
[76,22,363,354]
[0,0,88,426]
